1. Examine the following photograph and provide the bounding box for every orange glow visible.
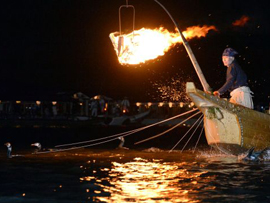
[80,176,95,181]
[180,102,184,108]
[110,25,217,65]
[94,160,207,202]
[104,103,108,111]
[232,15,250,27]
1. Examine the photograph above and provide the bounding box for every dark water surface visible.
[1,149,270,203]
[1,127,270,202]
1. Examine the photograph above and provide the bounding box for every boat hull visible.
[186,82,270,155]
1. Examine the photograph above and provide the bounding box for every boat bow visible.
[186,82,270,155]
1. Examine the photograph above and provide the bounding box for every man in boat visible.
[213,48,254,109]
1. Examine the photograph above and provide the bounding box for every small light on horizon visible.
[158,102,164,107]
[52,101,57,105]
[180,102,184,108]
[16,101,21,104]
[36,101,41,105]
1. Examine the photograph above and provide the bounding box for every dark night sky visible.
[0,0,270,105]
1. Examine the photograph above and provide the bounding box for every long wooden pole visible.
[154,0,212,92]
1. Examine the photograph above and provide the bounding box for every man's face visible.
[222,56,234,67]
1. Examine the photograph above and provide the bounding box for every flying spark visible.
[232,15,250,27]
[150,75,191,102]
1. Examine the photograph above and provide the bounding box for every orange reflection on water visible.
[79,176,95,181]
[95,158,207,202]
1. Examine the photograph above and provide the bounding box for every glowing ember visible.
[110,25,217,65]
[150,75,190,102]
[232,15,250,27]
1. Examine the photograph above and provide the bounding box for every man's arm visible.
[217,66,236,95]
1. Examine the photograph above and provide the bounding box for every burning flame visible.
[110,25,217,65]
[232,15,250,27]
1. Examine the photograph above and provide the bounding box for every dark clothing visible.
[218,60,248,95]
[7,146,12,158]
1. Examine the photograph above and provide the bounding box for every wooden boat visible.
[186,82,270,155]
[110,1,270,155]
[151,2,270,155]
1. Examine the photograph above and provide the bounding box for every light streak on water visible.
[1,149,269,202]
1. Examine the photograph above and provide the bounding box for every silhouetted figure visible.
[4,142,12,158]
[99,98,105,113]
[121,97,130,114]
[91,100,98,117]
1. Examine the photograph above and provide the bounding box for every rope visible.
[181,115,204,152]
[134,111,201,145]
[192,124,204,153]
[169,113,204,153]
[55,108,199,148]
[36,137,119,154]
[37,109,199,154]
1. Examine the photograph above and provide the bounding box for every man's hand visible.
[213,91,220,97]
